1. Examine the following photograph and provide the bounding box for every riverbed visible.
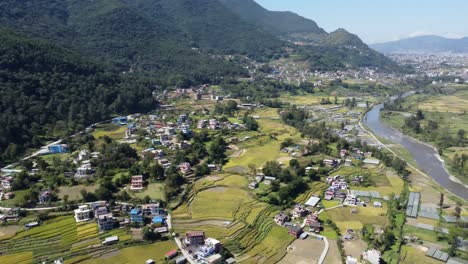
[364,104,468,200]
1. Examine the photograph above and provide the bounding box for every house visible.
[130,208,144,223]
[304,196,321,207]
[343,234,354,240]
[165,249,178,259]
[309,220,322,233]
[25,222,40,229]
[48,144,68,154]
[185,231,205,246]
[102,236,119,246]
[130,175,144,191]
[248,182,258,189]
[323,159,338,167]
[373,201,383,208]
[112,116,127,125]
[1,177,12,189]
[146,260,156,264]
[74,205,92,223]
[180,163,192,175]
[196,238,222,258]
[363,249,381,264]
[346,256,358,264]
[274,212,289,226]
[225,258,236,264]
[97,213,115,231]
[94,206,108,218]
[152,216,164,227]
[77,149,90,161]
[206,254,222,264]
[363,158,380,165]
[38,190,52,204]
[3,192,14,200]
[288,226,303,238]
[76,163,93,178]
[175,256,186,264]
[142,203,164,216]
[292,205,308,218]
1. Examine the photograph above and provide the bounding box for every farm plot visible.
[327,205,388,234]
[172,174,294,263]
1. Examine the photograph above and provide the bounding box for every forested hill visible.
[218,0,326,35]
[0,29,156,165]
[219,0,404,72]
[0,0,262,82]
[123,0,284,56]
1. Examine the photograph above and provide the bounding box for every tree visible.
[270,180,280,192]
[208,137,227,164]
[439,193,444,209]
[416,110,425,120]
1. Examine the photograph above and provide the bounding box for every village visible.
[0,76,467,264]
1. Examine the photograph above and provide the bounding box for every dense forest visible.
[0,29,156,165]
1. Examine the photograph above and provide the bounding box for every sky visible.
[255,0,468,44]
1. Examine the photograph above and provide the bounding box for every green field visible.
[0,215,134,263]
[92,124,126,140]
[327,205,388,233]
[132,182,165,201]
[58,185,98,201]
[400,245,444,264]
[74,240,177,264]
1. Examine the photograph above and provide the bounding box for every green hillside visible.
[0,29,155,165]
[219,0,326,35]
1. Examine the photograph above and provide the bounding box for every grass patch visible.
[77,240,177,264]
[0,252,33,264]
[400,245,445,264]
[58,185,97,201]
[132,183,165,201]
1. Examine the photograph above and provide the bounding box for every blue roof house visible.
[152,216,164,227]
[48,144,68,154]
[130,208,143,223]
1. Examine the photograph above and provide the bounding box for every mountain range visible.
[0,0,402,163]
[371,35,468,54]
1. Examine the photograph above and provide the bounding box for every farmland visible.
[0,215,134,263]
[172,173,294,263]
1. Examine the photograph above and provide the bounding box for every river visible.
[364,103,468,200]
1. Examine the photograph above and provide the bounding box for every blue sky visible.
[255,0,468,44]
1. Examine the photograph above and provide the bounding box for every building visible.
[206,254,222,264]
[152,216,164,227]
[185,231,205,246]
[274,212,289,226]
[304,196,321,207]
[74,205,92,223]
[102,236,119,246]
[142,203,164,216]
[48,144,68,154]
[38,190,52,204]
[77,149,90,161]
[94,206,108,218]
[288,226,303,238]
[292,205,308,218]
[165,249,178,259]
[363,249,381,264]
[130,175,144,191]
[180,163,192,175]
[97,213,115,231]
[130,208,144,223]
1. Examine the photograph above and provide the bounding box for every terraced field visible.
[172,174,294,263]
[0,216,133,264]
